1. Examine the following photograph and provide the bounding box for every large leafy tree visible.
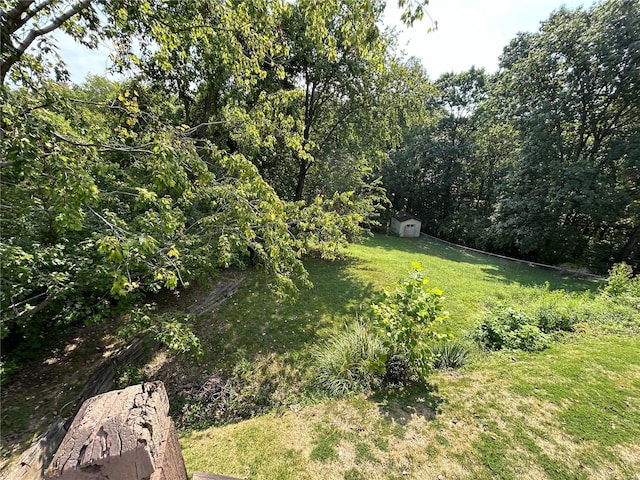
[1,0,430,354]
[490,0,640,268]
[224,2,431,204]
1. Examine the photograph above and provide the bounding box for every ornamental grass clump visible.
[430,340,471,370]
[312,322,387,397]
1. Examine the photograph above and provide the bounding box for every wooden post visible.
[45,381,187,480]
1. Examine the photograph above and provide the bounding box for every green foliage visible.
[603,263,635,297]
[370,263,450,378]
[312,322,387,397]
[117,305,202,357]
[429,340,471,370]
[114,365,146,389]
[386,0,640,272]
[602,263,640,309]
[476,278,640,352]
[489,0,640,269]
[475,307,550,352]
[3,0,432,361]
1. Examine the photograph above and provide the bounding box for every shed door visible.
[404,223,416,237]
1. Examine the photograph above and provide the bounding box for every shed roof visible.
[393,212,421,223]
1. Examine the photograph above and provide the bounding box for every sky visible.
[383,0,590,79]
[57,0,591,84]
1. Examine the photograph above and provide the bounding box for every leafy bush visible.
[475,307,550,352]
[430,340,471,370]
[371,263,450,379]
[383,353,414,385]
[475,276,640,353]
[528,288,588,333]
[603,263,634,297]
[312,322,387,397]
[602,262,640,309]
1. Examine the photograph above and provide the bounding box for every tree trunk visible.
[619,225,640,264]
[294,159,309,201]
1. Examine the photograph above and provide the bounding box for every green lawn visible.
[203,234,599,366]
[179,234,638,479]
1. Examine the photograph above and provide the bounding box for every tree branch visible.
[52,131,155,154]
[8,0,56,34]
[1,0,92,82]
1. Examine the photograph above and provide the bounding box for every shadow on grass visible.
[370,383,444,425]
[195,257,380,368]
[132,257,383,427]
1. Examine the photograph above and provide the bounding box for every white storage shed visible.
[390,212,422,238]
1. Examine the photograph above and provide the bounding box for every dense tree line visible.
[385,0,640,272]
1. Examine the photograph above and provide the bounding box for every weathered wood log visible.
[3,339,149,480]
[45,382,187,480]
[5,417,68,480]
[185,275,245,316]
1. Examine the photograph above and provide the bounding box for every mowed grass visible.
[200,234,599,366]
[179,235,640,479]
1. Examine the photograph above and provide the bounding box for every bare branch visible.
[10,295,53,322]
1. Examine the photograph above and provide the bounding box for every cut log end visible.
[45,382,187,480]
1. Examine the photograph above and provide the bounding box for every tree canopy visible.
[1,0,430,356]
[384,0,640,270]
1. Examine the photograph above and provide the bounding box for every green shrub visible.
[528,288,586,333]
[371,263,450,379]
[603,262,634,297]
[602,262,640,309]
[383,354,414,385]
[430,340,471,370]
[312,322,387,397]
[475,307,550,352]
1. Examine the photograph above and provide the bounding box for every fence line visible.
[419,233,606,280]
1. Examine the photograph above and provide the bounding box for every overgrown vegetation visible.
[174,237,639,479]
[312,263,452,397]
[3,235,639,478]
[174,356,301,429]
[474,264,640,352]
[2,0,640,476]
[1,0,429,374]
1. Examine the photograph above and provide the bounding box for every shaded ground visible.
[0,320,124,471]
[0,274,244,475]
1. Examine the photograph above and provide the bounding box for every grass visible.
[176,234,638,479]
[200,234,599,366]
[180,335,640,479]
[3,234,636,478]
